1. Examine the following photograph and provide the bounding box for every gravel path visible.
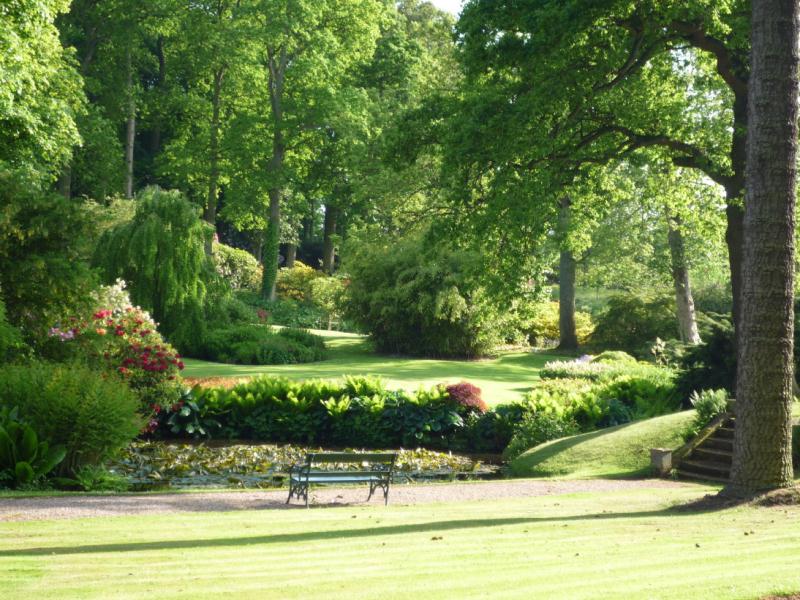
[0,479,689,521]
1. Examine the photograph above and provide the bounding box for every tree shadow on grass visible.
[0,503,731,557]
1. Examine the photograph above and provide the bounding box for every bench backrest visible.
[306,452,396,467]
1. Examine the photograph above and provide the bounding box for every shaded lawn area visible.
[3,485,800,599]
[183,330,560,405]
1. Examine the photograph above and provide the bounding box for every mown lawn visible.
[183,330,561,405]
[3,484,800,599]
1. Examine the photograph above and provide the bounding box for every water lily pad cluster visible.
[109,441,494,489]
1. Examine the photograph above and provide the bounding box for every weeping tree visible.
[93,186,214,351]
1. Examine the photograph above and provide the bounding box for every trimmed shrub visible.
[276,261,324,302]
[43,280,184,425]
[199,326,325,365]
[592,350,636,364]
[589,293,677,356]
[344,234,506,358]
[526,301,594,347]
[525,360,679,431]
[213,243,262,291]
[0,362,143,476]
[503,413,579,461]
[445,382,488,413]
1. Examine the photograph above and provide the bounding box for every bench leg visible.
[384,484,390,506]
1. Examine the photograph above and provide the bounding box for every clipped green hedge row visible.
[174,357,679,454]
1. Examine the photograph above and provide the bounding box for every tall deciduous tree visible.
[245,0,382,300]
[455,0,748,334]
[726,0,799,494]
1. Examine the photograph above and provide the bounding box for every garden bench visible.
[286,452,397,507]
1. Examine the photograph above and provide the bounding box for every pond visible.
[109,441,502,490]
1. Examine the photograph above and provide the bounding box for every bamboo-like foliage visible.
[93,187,213,349]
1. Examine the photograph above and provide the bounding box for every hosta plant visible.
[0,407,66,488]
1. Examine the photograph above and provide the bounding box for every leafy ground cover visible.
[183,330,561,406]
[3,485,800,599]
[509,411,695,478]
[108,442,492,490]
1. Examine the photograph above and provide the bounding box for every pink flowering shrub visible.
[48,281,183,432]
[444,382,488,414]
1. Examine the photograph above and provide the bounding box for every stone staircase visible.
[675,416,734,483]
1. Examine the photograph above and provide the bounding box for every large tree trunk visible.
[322,204,337,274]
[557,197,578,350]
[667,216,701,344]
[260,48,287,301]
[204,67,225,257]
[148,35,166,166]
[57,165,72,199]
[726,0,799,495]
[725,93,748,338]
[285,243,296,268]
[124,47,136,199]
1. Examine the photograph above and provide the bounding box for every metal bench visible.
[286,452,397,507]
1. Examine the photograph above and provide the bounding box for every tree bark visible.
[57,165,72,199]
[204,66,226,257]
[260,47,287,301]
[124,47,136,199]
[557,197,578,350]
[148,35,166,162]
[285,243,296,268]
[726,0,799,495]
[322,203,337,274]
[725,93,748,339]
[667,216,701,344]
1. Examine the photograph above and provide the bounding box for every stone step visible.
[676,468,730,484]
[692,447,733,463]
[716,426,735,439]
[680,458,731,477]
[703,437,733,451]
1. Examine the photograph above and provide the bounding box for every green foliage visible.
[189,376,506,451]
[344,233,506,358]
[309,276,348,330]
[157,389,220,439]
[525,359,679,432]
[42,280,184,423]
[0,297,26,363]
[0,362,143,476]
[592,351,637,364]
[526,301,594,347]
[93,187,214,353]
[213,243,262,291]
[683,389,730,441]
[674,317,736,400]
[589,293,678,356]
[199,326,325,365]
[0,169,97,343]
[0,406,66,489]
[503,413,579,462]
[0,0,82,180]
[276,261,325,302]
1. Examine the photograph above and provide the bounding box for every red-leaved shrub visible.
[445,382,488,413]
